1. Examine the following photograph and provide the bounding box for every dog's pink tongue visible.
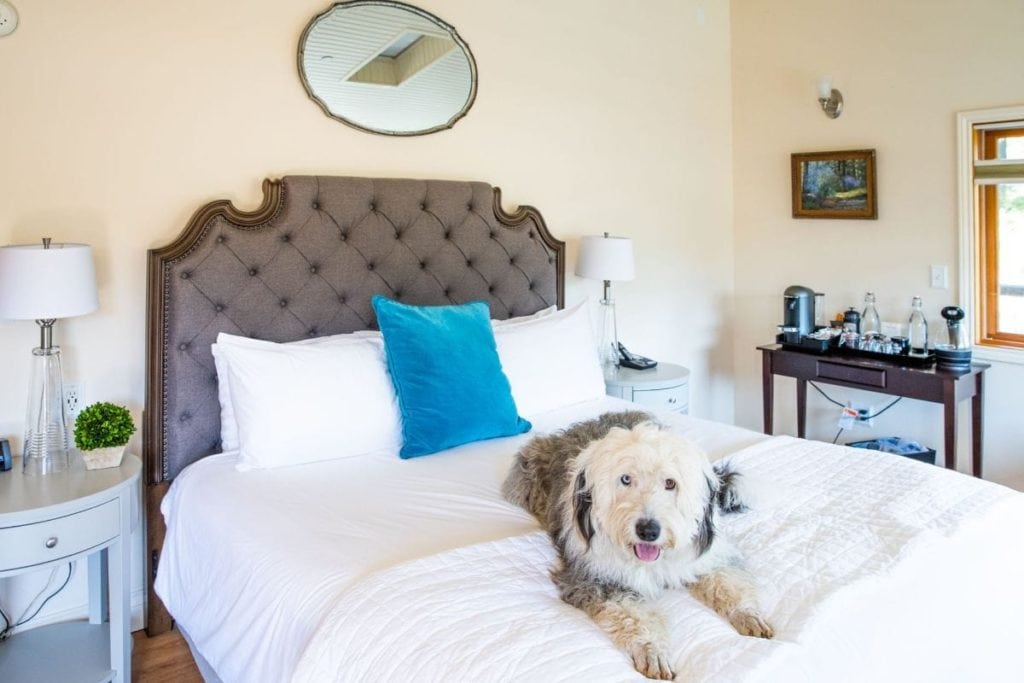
[634,543,661,562]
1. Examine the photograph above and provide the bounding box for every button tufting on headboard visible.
[146,176,565,484]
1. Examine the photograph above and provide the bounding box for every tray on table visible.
[776,334,936,366]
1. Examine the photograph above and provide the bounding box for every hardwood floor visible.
[132,628,202,682]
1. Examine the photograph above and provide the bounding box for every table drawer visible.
[632,382,688,413]
[816,360,887,388]
[0,499,119,571]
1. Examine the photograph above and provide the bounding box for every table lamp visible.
[0,239,98,475]
[575,233,635,368]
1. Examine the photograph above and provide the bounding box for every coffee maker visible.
[781,285,815,343]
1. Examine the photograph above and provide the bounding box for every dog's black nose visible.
[635,519,661,542]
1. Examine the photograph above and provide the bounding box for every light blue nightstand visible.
[604,362,690,415]
[0,452,140,682]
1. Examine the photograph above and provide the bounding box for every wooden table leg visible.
[942,380,956,470]
[972,371,984,478]
[796,379,807,438]
[762,350,773,434]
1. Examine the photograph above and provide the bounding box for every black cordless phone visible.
[617,342,658,370]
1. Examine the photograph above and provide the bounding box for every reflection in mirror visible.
[299,1,477,136]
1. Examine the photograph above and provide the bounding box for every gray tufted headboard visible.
[143,176,564,634]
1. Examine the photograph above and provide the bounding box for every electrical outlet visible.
[930,264,949,290]
[854,404,874,427]
[64,383,82,418]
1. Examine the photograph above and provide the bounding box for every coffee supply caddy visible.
[776,286,939,366]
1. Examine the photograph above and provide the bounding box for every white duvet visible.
[291,435,1024,682]
[156,399,1024,682]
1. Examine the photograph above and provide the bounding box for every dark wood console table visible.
[758,345,990,477]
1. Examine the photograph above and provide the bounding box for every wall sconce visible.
[817,75,843,119]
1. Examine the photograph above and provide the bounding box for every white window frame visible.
[956,104,1024,364]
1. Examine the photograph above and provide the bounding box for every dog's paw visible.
[731,611,774,639]
[629,641,676,680]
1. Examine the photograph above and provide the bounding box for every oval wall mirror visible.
[298,0,477,136]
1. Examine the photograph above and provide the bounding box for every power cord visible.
[810,381,846,408]
[808,381,904,420]
[809,381,904,447]
[0,563,73,641]
[861,397,904,420]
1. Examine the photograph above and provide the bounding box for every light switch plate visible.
[930,264,948,289]
[0,1,18,37]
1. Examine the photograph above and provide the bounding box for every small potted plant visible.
[74,402,136,470]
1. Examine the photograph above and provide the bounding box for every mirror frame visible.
[297,0,478,137]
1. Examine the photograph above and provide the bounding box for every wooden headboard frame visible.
[143,176,565,633]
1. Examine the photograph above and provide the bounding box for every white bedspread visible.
[291,436,1024,683]
[155,398,767,682]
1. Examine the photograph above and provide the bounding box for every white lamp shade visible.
[0,242,99,320]
[575,234,635,282]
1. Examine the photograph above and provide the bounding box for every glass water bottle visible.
[814,292,826,329]
[861,292,881,335]
[908,296,928,356]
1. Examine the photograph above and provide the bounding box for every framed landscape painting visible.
[791,149,877,219]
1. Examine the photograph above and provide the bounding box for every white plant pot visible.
[82,445,126,470]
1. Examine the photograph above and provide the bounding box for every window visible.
[957,107,1024,355]
[978,126,1024,346]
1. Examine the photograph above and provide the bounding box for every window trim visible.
[957,104,1024,364]
[981,128,1024,347]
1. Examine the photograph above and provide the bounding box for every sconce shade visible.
[0,243,98,320]
[816,74,843,119]
[575,235,635,282]
[817,75,833,99]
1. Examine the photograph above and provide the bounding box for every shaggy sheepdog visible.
[502,410,772,680]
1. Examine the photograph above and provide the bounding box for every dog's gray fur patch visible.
[502,409,654,553]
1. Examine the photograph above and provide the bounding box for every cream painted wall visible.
[0,2,734,630]
[731,0,1024,488]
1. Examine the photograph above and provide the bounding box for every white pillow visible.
[213,330,381,451]
[214,333,400,469]
[211,344,240,450]
[494,300,607,417]
[211,308,555,453]
[492,305,557,329]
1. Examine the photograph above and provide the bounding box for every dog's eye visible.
[665,478,677,490]
[619,474,632,486]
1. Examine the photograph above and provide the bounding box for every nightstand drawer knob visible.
[45,536,58,549]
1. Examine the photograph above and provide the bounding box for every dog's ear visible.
[695,475,717,556]
[713,461,749,513]
[573,471,595,546]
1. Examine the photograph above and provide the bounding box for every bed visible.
[145,176,1024,682]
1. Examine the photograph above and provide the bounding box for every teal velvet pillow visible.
[372,296,532,458]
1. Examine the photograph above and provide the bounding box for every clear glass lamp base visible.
[23,345,70,476]
[598,298,619,373]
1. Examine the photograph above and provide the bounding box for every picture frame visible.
[791,149,877,219]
